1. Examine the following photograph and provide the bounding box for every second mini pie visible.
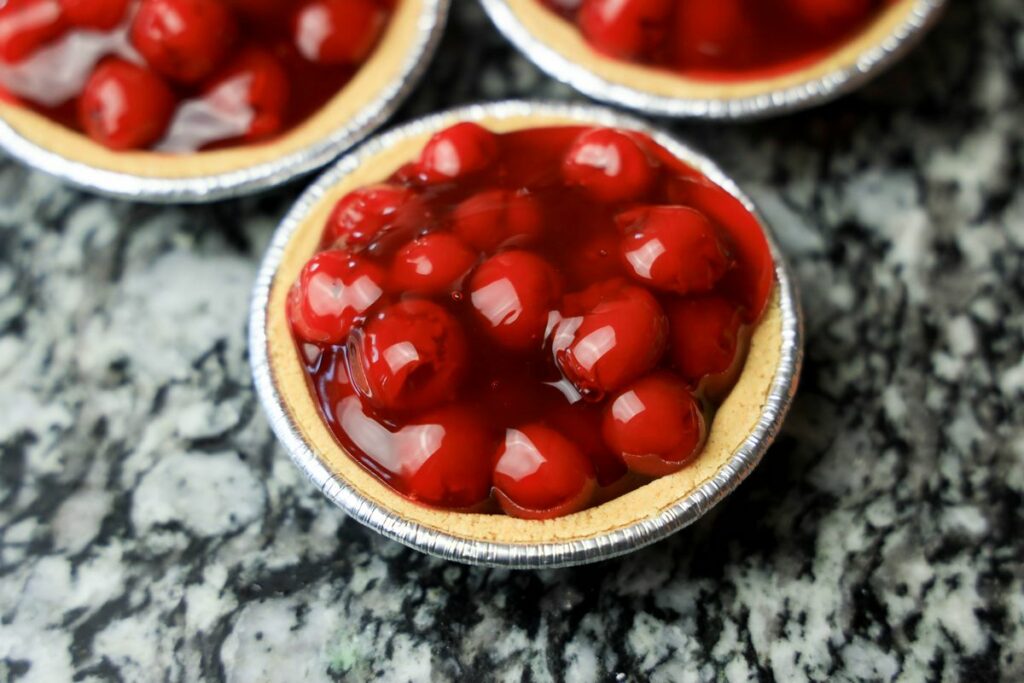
[252,102,802,565]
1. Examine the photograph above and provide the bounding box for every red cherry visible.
[78,58,176,151]
[468,251,563,352]
[602,373,706,477]
[450,189,545,252]
[787,0,874,33]
[553,279,667,398]
[130,0,238,84]
[493,424,596,520]
[667,294,743,385]
[286,250,387,345]
[397,405,494,508]
[546,401,627,487]
[293,0,387,65]
[565,229,623,287]
[348,299,468,414]
[202,47,289,142]
[562,128,656,203]
[0,0,66,64]
[616,206,732,294]
[672,0,754,70]
[417,122,499,183]
[577,0,672,60]
[59,0,128,29]
[324,185,424,248]
[390,233,477,296]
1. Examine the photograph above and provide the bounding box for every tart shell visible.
[252,102,803,565]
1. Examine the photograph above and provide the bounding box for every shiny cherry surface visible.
[0,0,396,152]
[287,250,386,345]
[541,0,892,80]
[78,58,177,151]
[290,124,774,519]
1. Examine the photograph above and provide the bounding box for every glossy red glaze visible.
[602,372,706,476]
[390,233,477,296]
[562,128,656,204]
[0,0,66,64]
[286,250,387,345]
[291,124,774,517]
[293,0,387,65]
[348,299,468,414]
[60,0,130,29]
[469,250,563,352]
[3,0,395,152]
[617,205,733,294]
[451,189,545,252]
[667,294,743,386]
[131,0,238,84]
[203,47,290,142]
[493,424,596,519]
[540,0,891,80]
[78,58,176,151]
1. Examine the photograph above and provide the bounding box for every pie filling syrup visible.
[288,124,774,520]
[0,0,395,152]
[538,0,894,80]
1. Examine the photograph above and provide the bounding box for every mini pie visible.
[0,0,432,182]
[262,111,791,545]
[492,0,926,108]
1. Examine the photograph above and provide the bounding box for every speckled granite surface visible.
[1,2,1022,681]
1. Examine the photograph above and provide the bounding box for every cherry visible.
[602,372,706,477]
[348,299,468,414]
[667,294,743,385]
[390,233,477,296]
[130,0,238,84]
[493,424,596,520]
[468,250,563,352]
[554,279,667,398]
[577,0,672,60]
[451,189,545,252]
[202,47,290,142]
[78,58,176,151]
[546,400,627,487]
[324,185,423,248]
[286,250,387,345]
[0,0,66,64]
[563,128,656,204]
[59,0,128,29]
[672,0,754,71]
[397,405,494,509]
[787,0,874,33]
[416,122,499,183]
[565,228,623,287]
[293,0,387,65]
[617,205,732,295]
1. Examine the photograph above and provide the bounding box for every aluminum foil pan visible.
[0,0,449,203]
[250,100,804,568]
[478,0,946,119]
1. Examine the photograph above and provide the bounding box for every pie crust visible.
[0,0,427,179]
[500,0,920,101]
[265,112,785,544]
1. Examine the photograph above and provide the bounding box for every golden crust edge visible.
[265,113,786,545]
[0,0,425,179]
[503,0,919,100]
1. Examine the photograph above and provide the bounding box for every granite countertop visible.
[1,2,1022,681]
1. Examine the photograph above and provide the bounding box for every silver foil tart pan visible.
[249,100,804,568]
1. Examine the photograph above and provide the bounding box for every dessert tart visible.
[479,0,946,118]
[0,0,448,201]
[251,102,802,567]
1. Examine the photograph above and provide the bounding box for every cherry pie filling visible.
[0,0,395,152]
[538,0,895,80]
[286,123,775,520]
